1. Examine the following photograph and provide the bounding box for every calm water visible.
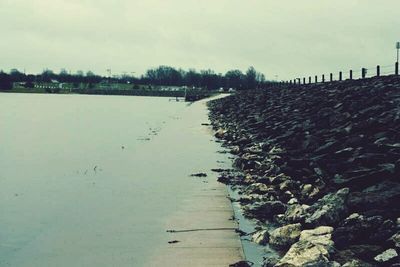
[0,93,231,266]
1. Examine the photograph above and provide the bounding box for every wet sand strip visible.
[150,181,244,266]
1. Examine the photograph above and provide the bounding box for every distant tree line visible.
[143,66,266,89]
[0,71,13,90]
[0,66,268,91]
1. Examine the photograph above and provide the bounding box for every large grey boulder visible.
[269,223,302,248]
[305,188,349,226]
[300,226,333,243]
[284,203,310,223]
[374,248,398,263]
[275,226,335,267]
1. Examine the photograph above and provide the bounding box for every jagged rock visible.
[334,167,396,189]
[275,226,335,267]
[283,190,295,200]
[390,232,400,248]
[342,260,361,267]
[234,154,263,170]
[268,173,290,185]
[300,226,333,243]
[333,245,380,266]
[208,77,400,265]
[262,256,280,267]
[348,245,383,263]
[238,194,266,204]
[333,213,396,248]
[214,128,227,138]
[347,181,400,216]
[244,183,270,194]
[305,188,349,227]
[244,145,263,154]
[251,230,269,245]
[229,260,253,267]
[269,223,302,248]
[284,203,310,223]
[301,184,313,195]
[374,248,398,263]
[342,259,371,267]
[230,145,241,154]
[217,173,246,185]
[243,174,258,184]
[287,198,298,205]
[234,137,252,146]
[243,201,287,220]
[300,183,321,201]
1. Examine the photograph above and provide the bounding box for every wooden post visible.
[396,62,399,75]
[303,77,306,84]
[339,71,342,81]
[315,75,318,83]
[350,70,353,80]
[309,76,312,84]
[361,68,367,79]
[322,74,325,83]
[376,65,380,77]
[330,73,333,82]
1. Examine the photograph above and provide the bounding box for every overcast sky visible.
[1,0,399,80]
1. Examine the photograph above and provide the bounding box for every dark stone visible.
[334,168,396,189]
[190,173,207,177]
[243,201,287,220]
[347,181,400,215]
[229,260,254,267]
[207,76,400,264]
[333,213,396,249]
[349,245,383,262]
[262,256,280,267]
[304,188,349,227]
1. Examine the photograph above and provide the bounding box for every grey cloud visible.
[1,0,399,80]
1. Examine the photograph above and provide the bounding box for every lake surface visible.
[0,93,235,266]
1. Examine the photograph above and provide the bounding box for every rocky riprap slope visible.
[208,76,400,267]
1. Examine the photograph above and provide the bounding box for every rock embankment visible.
[208,76,400,266]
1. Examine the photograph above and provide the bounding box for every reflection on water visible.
[0,93,229,266]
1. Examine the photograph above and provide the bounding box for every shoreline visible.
[0,88,216,101]
[146,94,246,267]
[148,177,245,266]
[207,76,400,266]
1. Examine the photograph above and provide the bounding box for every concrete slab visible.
[147,181,244,266]
[147,96,244,266]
